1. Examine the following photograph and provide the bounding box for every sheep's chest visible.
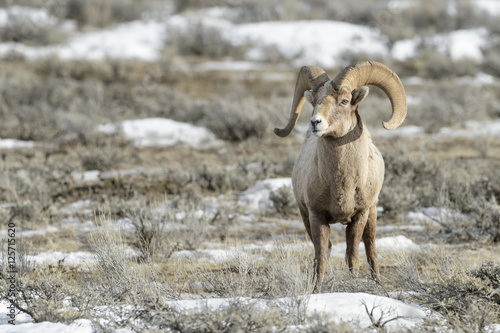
[308,182,363,225]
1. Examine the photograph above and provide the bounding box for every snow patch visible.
[0,6,58,28]
[375,235,420,252]
[71,170,100,183]
[477,0,500,15]
[371,120,500,140]
[0,300,32,326]
[456,72,496,85]
[392,28,488,62]
[171,235,418,263]
[71,167,166,184]
[60,199,94,215]
[59,21,164,61]
[486,324,500,333]
[193,60,266,71]
[329,235,419,256]
[99,118,223,148]
[436,120,500,138]
[305,293,425,329]
[166,293,426,331]
[239,178,292,213]
[371,125,425,138]
[233,20,388,68]
[0,317,93,333]
[0,15,389,66]
[0,226,60,238]
[405,207,469,227]
[29,251,95,267]
[0,138,36,149]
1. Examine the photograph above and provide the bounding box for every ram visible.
[275,61,407,293]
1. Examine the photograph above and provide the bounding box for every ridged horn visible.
[274,66,329,137]
[331,61,407,130]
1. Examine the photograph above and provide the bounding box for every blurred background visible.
[0,0,499,139]
[0,0,498,142]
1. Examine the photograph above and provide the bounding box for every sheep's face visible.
[305,85,369,138]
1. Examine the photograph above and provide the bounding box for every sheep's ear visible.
[351,86,369,106]
[304,90,314,105]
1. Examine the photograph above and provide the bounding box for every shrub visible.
[0,240,83,324]
[0,23,67,46]
[390,252,500,330]
[200,98,270,142]
[482,39,500,78]
[0,68,107,141]
[402,82,494,133]
[173,0,228,13]
[155,301,289,333]
[79,146,127,171]
[166,18,246,59]
[87,213,168,302]
[471,261,500,290]
[65,0,149,27]
[0,168,53,225]
[374,0,482,45]
[123,197,216,261]
[269,185,297,217]
[0,5,68,45]
[0,272,85,323]
[379,148,442,216]
[418,49,479,80]
[186,238,314,298]
[379,141,500,242]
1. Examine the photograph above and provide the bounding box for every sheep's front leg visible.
[363,204,380,282]
[345,210,368,277]
[310,213,330,293]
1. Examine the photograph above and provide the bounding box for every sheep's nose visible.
[311,118,322,126]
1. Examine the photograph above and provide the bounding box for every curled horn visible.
[274,66,329,137]
[331,61,407,130]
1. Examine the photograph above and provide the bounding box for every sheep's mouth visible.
[312,129,326,137]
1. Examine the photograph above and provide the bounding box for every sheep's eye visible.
[340,99,349,105]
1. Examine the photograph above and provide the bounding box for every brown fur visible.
[294,85,383,293]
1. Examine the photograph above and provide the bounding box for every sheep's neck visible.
[316,117,365,181]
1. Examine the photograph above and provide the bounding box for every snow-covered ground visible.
[0,292,425,332]
[165,292,427,331]
[0,307,93,333]
[0,7,388,67]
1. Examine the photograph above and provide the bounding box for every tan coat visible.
[275,62,407,293]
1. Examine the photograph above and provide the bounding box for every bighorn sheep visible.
[275,61,407,293]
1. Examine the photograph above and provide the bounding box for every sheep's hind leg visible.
[310,213,330,293]
[363,204,380,282]
[345,210,369,277]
